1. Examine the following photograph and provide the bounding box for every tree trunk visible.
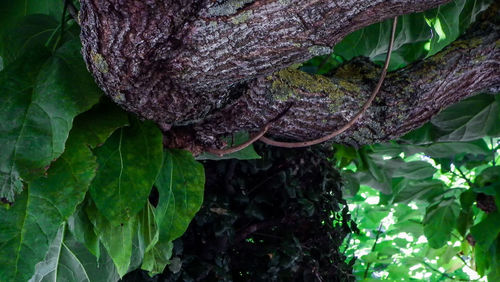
[78,0,500,152]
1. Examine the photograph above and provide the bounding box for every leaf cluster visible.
[0,3,205,281]
[125,146,357,282]
[334,94,500,280]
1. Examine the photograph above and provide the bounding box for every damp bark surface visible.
[78,0,500,152]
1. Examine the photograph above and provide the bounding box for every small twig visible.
[205,103,293,156]
[455,166,474,188]
[259,16,398,148]
[363,222,384,278]
[65,0,79,24]
[206,124,271,156]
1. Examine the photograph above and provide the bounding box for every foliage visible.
[301,0,492,74]
[335,94,500,280]
[0,2,205,280]
[122,147,356,281]
[0,0,496,281]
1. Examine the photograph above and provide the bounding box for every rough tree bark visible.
[78,0,500,153]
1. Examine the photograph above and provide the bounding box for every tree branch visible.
[193,11,499,149]
[259,16,398,148]
[79,0,450,126]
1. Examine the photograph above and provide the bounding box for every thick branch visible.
[191,13,499,149]
[171,0,449,91]
[79,0,449,126]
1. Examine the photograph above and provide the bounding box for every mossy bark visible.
[79,0,499,152]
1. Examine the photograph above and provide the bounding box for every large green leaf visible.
[392,179,446,204]
[470,212,500,249]
[424,0,492,57]
[85,200,135,278]
[0,121,98,281]
[144,149,204,275]
[29,224,120,282]
[335,12,430,70]
[0,1,63,39]
[333,0,492,70]
[67,203,101,260]
[0,39,102,201]
[138,202,159,254]
[432,94,500,141]
[402,94,500,144]
[0,15,58,67]
[89,117,163,225]
[423,197,460,248]
[65,101,129,260]
[155,149,205,242]
[142,241,173,276]
[374,139,491,158]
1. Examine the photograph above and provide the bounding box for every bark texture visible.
[78,0,500,152]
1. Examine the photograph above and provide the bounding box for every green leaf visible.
[85,200,135,278]
[138,202,159,254]
[391,161,436,180]
[341,171,360,198]
[432,94,500,141]
[68,101,130,150]
[29,224,120,282]
[359,206,390,230]
[334,13,430,71]
[196,132,261,160]
[89,117,163,225]
[392,179,446,204]
[0,118,98,281]
[423,197,460,248]
[470,212,500,249]
[142,241,173,276]
[67,101,129,259]
[333,0,492,70]
[0,1,63,38]
[0,39,102,201]
[155,149,205,242]
[0,15,58,67]
[361,252,379,263]
[456,210,474,237]
[424,0,493,57]
[67,203,100,259]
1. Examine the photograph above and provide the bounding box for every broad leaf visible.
[333,0,492,70]
[29,224,120,282]
[66,101,129,259]
[424,0,492,57]
[145,149,204,274]
[67,203,101,260]
[0,39,102,201]
[432,94,500,141]
[85,200,135,278]
[423,197,460,248]
[390,160,437,180]
[142,241,173,276]
[0,1,63,38]
[0,120,98,281]
[137,202,159,254]
[470,212,500,249]
[89,117,163,225]
[392,179,446,204]
[155,149,205,243]
[0,15,58,67]
[401,94,500,144]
